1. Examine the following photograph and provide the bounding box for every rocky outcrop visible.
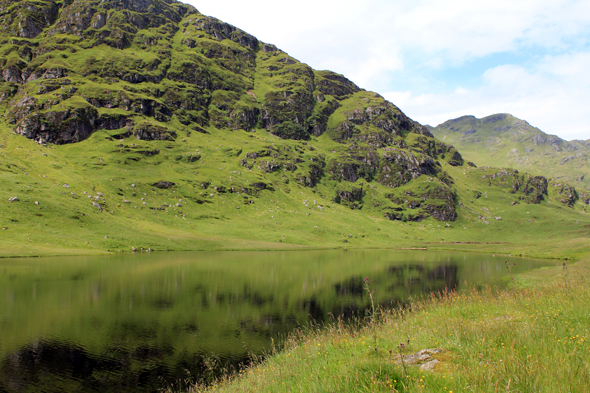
[0,0,451,157]
[14,106,98,144]
[0,1,59,38]
[153,181,175,189]
[552,183,577,207]
[482,169,548,204]
[191,16,258,50]
[385,183,457,221]
[261,85,315,135]
[378,150,439,188]
[334,187,365,209]
[133,124,176,141]
[95,113,134,131]
[85,95,172,122]
[270,121,309,140]
[521,176,548,203]
[308,97,340,136]
[315,71,360,97]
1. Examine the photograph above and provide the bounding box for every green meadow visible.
[1,121,589,259]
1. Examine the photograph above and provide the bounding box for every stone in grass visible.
[393,348,442,372]
[420,359,440,372]
[8,197,19,202]
[153,181,175,189]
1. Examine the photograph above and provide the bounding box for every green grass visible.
[182,256,590,392]
[1,118,589,258]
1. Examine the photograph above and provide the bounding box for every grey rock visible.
[393,348,442,367]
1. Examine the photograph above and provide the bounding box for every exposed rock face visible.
[378,149,439,188]
[480,169,549,204]
[552,183,578,207]
[14,106,99,145]
[133,124,176,141]
[384,182,457,222]
[334,187,365,209]
[0,0,474,222]
[315,71,360,97]
[192,16,258,50]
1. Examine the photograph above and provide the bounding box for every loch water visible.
[0,250,557,392]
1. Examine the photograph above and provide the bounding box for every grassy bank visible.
[180,256,590,392]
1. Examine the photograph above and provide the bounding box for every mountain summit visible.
[429,114,590,188]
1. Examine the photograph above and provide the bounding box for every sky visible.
[187,0,590,141]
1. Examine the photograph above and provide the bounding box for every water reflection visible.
[0,250,556,392]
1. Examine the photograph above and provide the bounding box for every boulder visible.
[153,181,175,189]
[133,124,176,141]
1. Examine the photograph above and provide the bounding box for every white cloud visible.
[384,53,590,140]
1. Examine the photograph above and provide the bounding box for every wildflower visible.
[364,277,370,283]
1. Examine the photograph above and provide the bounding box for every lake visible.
[0,250,556,392]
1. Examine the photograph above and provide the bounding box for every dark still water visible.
[0,250,556,392]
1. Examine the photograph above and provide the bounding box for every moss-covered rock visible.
[133,122,176,141]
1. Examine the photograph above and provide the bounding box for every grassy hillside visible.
[429,114,590,190]
[2,121,590,258]
[0,1,589,258]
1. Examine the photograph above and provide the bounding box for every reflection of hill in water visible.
[1,264,458,392]
[1,250,556,392]
[329,264,458,321]
[2,339,253,393]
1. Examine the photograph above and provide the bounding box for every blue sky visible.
[187,0,590,141]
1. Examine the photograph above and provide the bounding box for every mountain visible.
[0,0,589,256]
[429,114,590,189]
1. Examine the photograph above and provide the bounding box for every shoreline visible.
[188,254,590,392]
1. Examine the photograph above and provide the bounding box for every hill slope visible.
[429,114,590,189]
[0,0,589,257]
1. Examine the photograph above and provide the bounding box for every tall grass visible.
[169,259,590,392]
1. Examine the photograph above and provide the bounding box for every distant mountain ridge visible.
[429,114,590,189]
